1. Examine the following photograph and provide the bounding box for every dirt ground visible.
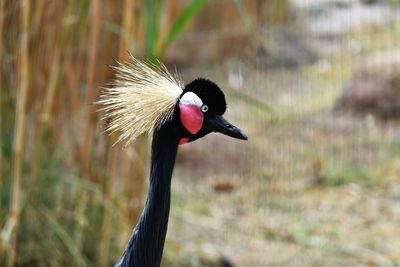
[166,1,400,266]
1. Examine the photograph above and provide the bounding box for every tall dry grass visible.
[2,1,30,266]
[0,0,208,266]
[0,0,4,189]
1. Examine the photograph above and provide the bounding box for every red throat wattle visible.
[179,103,203,136]
[179,138,189,145]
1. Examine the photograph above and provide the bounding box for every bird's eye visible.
[201,105,209,113]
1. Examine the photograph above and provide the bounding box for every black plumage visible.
[101,58,247,267]
[183,78,227,115]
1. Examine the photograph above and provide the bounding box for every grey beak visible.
[208,114,248,140]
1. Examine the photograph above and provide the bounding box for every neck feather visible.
[116,121,180,267]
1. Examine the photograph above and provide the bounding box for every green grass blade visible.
[144,0,165,57]
[159,0,206,56]
[226,88,275,115]
[38,206,88,267]
[144,0,155,56]
[73,0,90,43]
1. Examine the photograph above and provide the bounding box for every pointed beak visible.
[208,114,248,140]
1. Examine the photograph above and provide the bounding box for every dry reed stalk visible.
[120,147,132,208]
[118,0,137,231]
[116,1,149,249]
[0,0,30,265]
[28,0,50,182]
[33,0,45,32]
[70,28,89,163]
[156,0,176,54]
[166,0,179,32]
[0,0,4,188]
[128,135,148,223]
[133,1,144,52]
[43,2,69,149]
[64,21,84,157]
[98,0,120,83]
[118,0,134,59]
[96,0,116,264]
[64,57,79,115]
[121,1,148,251]
[30,1,67,187]
[124,1,149,226]
[98,141,117,267]
[66,0,90,122]
[98,2,135,265]
[81,0,101,174]
[41,0,71,176]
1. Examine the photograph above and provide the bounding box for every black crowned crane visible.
[98,57,247,267]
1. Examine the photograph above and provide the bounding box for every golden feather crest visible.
[97,56,184,145]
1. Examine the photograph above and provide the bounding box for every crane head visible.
[178,78,247,144]
[98,56,247,146]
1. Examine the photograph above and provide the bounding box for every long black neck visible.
[116,121,180,267]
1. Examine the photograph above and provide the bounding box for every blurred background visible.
[1,0,400,266]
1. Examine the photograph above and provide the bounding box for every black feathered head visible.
[183,78,227,115]
[98,56,247,145]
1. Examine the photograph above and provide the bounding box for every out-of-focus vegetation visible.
[170,1,400,266]
[0,0,215,266]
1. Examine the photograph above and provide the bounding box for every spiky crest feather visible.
[98,56,184,145]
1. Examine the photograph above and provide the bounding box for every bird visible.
[98,56,247,267]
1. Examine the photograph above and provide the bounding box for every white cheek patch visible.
[180,92,203,107]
